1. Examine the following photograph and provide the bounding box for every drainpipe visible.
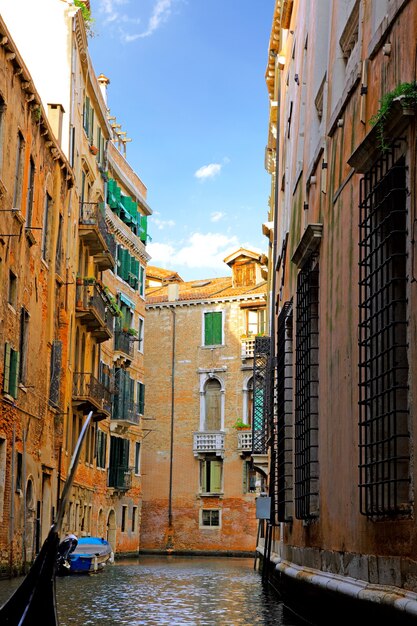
[168,301,177,529]
[9,424,15,575]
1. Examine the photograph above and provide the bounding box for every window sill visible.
[200,344,224,350]
[198,492,223,498]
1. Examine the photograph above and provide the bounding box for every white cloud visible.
[210,211,224,223]
[96,0,175,42]
[148,233,239,275]
[147,242,175,265]
[194,163,222,180]
[150,214,176,230]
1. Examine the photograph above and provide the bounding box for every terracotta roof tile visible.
[146,275,266,304]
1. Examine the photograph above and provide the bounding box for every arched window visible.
[204,378,221,431]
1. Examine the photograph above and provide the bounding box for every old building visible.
[140,249,267,554]
[0,16,75,573]
[0,0,152,567]
[262,0,417,623]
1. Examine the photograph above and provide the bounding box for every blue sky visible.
[89,0,274,281]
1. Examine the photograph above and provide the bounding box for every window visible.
[83,96,94,144]
[200,509,220,528]
[204,378,221,431]
[294,253,319,520]
[121,505,127,532]
[132,506,137,532]
[19,307,30,385]
[203,311,223,346]
[137,316,144,352]
[0,96,5,175]
[41,192,52,261]
[276,301,294,523]
[26,157,35,227]
[8,270,17,308]
[13,131,25,209]
[137,382,145,416]
[0,438,6,521]
[16,451,22,492]
[234,261,256,287]
[3,343,19,398]
[245,308,265,336]
[139,264,145,298]
[200,457,223,494]
[96,429,107,469]
[134,442,141,475]
[358,150,409,518]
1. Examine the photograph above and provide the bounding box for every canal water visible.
[0,555,308,625]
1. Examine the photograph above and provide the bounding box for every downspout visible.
[9,424,15,575]
[168,306,176,530]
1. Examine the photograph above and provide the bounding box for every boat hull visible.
[60,537,113,575]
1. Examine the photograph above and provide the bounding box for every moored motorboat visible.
[61,537,113,575]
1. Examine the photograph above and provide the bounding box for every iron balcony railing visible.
[76,281,115,339]
[114,330,134,357]
[72,371,112,417]
[193,432,225,457]
[112,401,140,425]
[79,202,116,269]
[108,465,132,490]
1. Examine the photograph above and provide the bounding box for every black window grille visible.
[49,340,62,408]
[358,149,410,518]
[276,301,294,523]
[252,336,271,455]
[294,254,319,520]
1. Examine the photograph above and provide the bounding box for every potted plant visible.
[89,144,99,156]
[233,418,250,431]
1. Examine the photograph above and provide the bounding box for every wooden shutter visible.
[3,343,11,394]
[210,460,222,492]
[201,460,207,492]
[205,379,221,430]
[9,350,19,398]
[204,312,222,345]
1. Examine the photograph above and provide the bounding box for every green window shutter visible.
[204,312,222,345]
[89,107,94,144]
[9,350,19,398]
[210,460,222,492]
[139,265,145,295]
[3,343,11,394]
[138,382,145,414]
[139,215,148,242]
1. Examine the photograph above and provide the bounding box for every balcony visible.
[108,465,132,490]
[112,400,140,426]
[75,280,115,342]
[114,330,134,359]
[237,430,252,453]
[72,371,112,420]
[241,336,255,358]
[79,202,116,270]
[193,432,225,458]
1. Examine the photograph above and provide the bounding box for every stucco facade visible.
[141,249,267,554]
[263,0,417,623]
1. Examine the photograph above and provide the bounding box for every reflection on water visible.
[0,555,307,626]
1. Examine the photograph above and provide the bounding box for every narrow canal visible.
[0,555,308,625]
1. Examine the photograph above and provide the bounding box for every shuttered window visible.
[200,457,223,493]
[96,430,107,468]
[204,311,222,346]
[204,379,221,430]
[137,382,145,415]
[3,343,19,398]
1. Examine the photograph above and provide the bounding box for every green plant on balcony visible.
[74,0,94,35]
[103,287,122,317]
[233,418,250,431]
[125,327,138,337]
[370,81,417,152]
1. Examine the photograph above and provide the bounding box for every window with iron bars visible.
[358,149,410,518]
[275,300,294,524]
[294,254,319,520]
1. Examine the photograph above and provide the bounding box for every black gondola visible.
[0,411,93,626]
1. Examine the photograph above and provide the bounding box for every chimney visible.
[47,103,65,147]
[97,73,110,106]
[167,284,179,302]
